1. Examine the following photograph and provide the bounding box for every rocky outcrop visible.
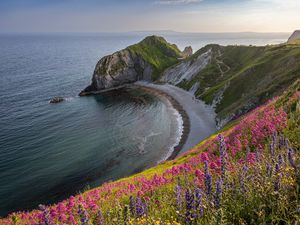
[50,96,64,104]
[288,30,300,43]
[80,36,182,95]
[160,49,212,85]
[181,46,193,58]
[79,50,153,95]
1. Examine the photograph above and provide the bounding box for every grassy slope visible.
[178,43,300,122]
[127,36,182,80]
[2,80,299,224]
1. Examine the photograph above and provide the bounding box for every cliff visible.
[79,36,183,95]
[81,33,300,128]
[163,43,300,128]
[288,30,300,44]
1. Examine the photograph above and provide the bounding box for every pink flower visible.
[137,190,144,197]
[195,169,204,179]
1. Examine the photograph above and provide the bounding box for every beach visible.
[135,82,217,158]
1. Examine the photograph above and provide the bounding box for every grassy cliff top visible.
[127,35,182,80]
[178,43,300,122]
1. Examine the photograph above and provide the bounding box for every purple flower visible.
[269,143,275,158]
[97,210,104,225]
[214,179,222,209]
[134,197,147,218]
[204,161,212,196]
[255,150,260,162]
[288,148,297,169]
[195,188,203,218]
[175,180,182,211]
[39,204,53,225]
[135,197,143,218]
[218,134,227,180]
[269,132,277,157]
[284,138,289,149]
[185,189,194,223]
[278,154,284,167]
[274,163,281,191]
[77,205,89,225]
[266,163,272,177]
[129,196,135,216]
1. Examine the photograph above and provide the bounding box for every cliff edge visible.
[79,36,189,95]
[288,30,300,44]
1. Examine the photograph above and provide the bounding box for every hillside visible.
[1,78,299,224]
[80,36,183,95]
[166,43,300,127]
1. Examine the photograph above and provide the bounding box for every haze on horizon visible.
[0,0,299,33]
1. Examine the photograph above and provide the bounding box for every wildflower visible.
[278,154,284,167]
[129,196,135,216]
[214,179,222,209]
[175,180,182,211]
[68,215,76,224]
[195,188,203,218]
[269,143,275,158]
[185,189,194,223]
[136,197,147,218]
[77,205,89,225]
[39,204,53,225]
[284,138,289,149]
[274,163,281,192]
[218,134,227,180]
[204,161,212,195]
[288,148,297,169]
[266,163,272,177]
[97,210,104,225]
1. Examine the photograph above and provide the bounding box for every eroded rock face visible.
[80,50,153,95]
[160,49,212,85]
[182,46,193,58]
[288,30,300,42]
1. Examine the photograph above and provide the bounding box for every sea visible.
[0,31,289,216]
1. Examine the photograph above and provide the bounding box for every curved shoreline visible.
[133,84,190,160]
[80,82,217,161]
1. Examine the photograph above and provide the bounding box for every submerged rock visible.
[49,96,64,104]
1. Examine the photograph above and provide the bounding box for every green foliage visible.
[181,43,300,123]
[128,36,182,80]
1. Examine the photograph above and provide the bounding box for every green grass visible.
[179,43,300,124]
[127,36,182,80]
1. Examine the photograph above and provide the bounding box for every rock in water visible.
[79,36,182,96]
[288,30,300,43]
[50,96,64,104]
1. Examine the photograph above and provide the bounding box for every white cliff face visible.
[79,49,153,94]
[160,49,212,85]
[288,30,300,42]
[189,82,200,95]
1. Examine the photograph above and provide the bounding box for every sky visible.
[0,0,299,33]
